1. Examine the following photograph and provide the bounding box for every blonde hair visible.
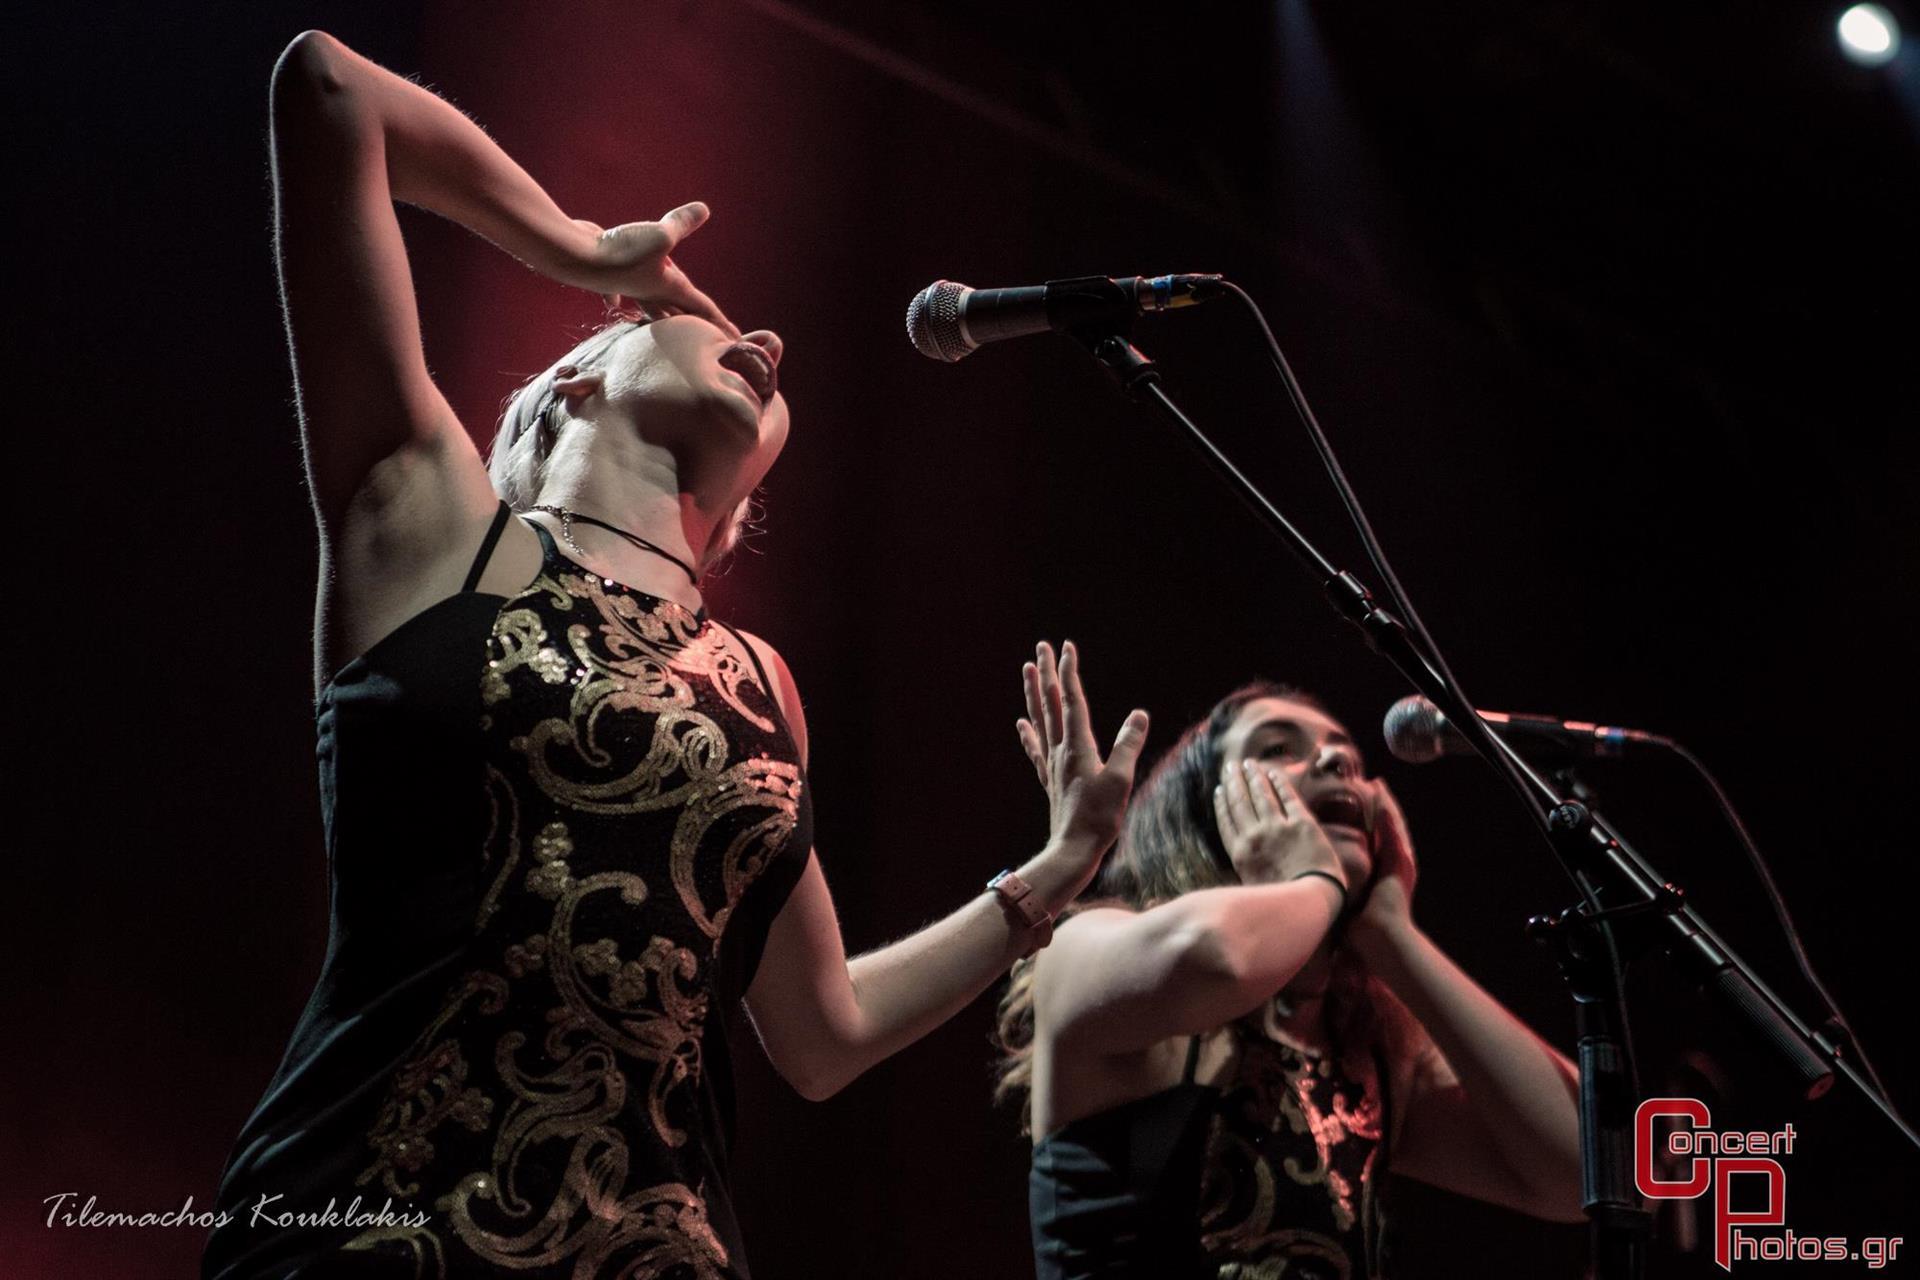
[487,315,759,573]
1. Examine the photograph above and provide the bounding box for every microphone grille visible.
[1383,695,1446,764]
[906,281,972,362]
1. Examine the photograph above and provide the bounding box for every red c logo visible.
[1636,1098,1711,1199]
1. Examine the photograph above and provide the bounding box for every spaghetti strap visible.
[714,620,789,730]
[461,501,514,593]
[1182,1034,1204,1085]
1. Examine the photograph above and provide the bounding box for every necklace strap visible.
[531,505,701,587]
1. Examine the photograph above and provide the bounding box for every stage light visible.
[1839,4,1901,67]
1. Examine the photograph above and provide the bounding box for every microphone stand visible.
[1064,322,1918,1280]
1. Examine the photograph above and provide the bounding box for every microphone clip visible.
[1070,326,1162,398]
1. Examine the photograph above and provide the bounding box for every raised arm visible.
[268,29,730,528]
[1347,781,1585,1222]
[1035,880,1343,1053]
[1034,759,1350,1054]
[741,639,1149,1100]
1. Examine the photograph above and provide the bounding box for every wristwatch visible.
[987,868,1054,953]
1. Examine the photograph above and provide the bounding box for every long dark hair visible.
[992,680,1415,1135]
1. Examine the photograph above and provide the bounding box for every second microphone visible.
[906,273,1225,363]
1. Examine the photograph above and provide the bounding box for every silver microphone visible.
[1384,695,1667,764]
[905,274,1224,363]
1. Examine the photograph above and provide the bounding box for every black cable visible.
[1665,739,1896,1107]
[1214,280,1633,1072]
[1577,866,1644,1098]
[1115,282,1907,1164]
[1217,278,1906,1127]
[1219,282,1458,690]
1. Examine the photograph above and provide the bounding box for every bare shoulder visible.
[1031,907,1138,991]
[1047,905,1137,949]
[1032,909,1197,1130]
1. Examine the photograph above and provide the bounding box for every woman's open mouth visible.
[1307,789,1370,841]
[717,341,778,408]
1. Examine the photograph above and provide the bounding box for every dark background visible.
[5,1,1916,1276]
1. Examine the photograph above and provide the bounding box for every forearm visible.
[841,893,1025,1075]
[837,864,1339,1073]
[838,838,1097,1080]
[1355,921,1581,1202]
[279,32,589,282]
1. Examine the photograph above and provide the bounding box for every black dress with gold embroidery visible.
[205,510,812,1280]
[1030,1019,1393,1280]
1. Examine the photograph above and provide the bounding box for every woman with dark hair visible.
[204,32,1150,1279]
[999,672,1585,1278]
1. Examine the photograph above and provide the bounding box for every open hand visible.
[1016,641,1149,860]
[1213,759,1346,889]
[566,203,739,337]
[1351,778,1417,939]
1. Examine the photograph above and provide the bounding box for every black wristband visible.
[1290,869,1350,917]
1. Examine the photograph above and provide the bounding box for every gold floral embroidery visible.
[345,555,803,1278]
[443,1172,731,1278]
[533,822,573,861]
[356,972,509,1199]
[525,819,579,901]
[1293,1061,1380,1231]
[568,571,772,734]
[482,607,563,706]
[1199,1033,1383,1277]
[528,646,571,684]
[1207,1232,1352,1280]
[475,766,521,930]
[338,1222,447,1277]
[501,933,547,978]
[544,868,705,1145]
[670,756,804,941]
